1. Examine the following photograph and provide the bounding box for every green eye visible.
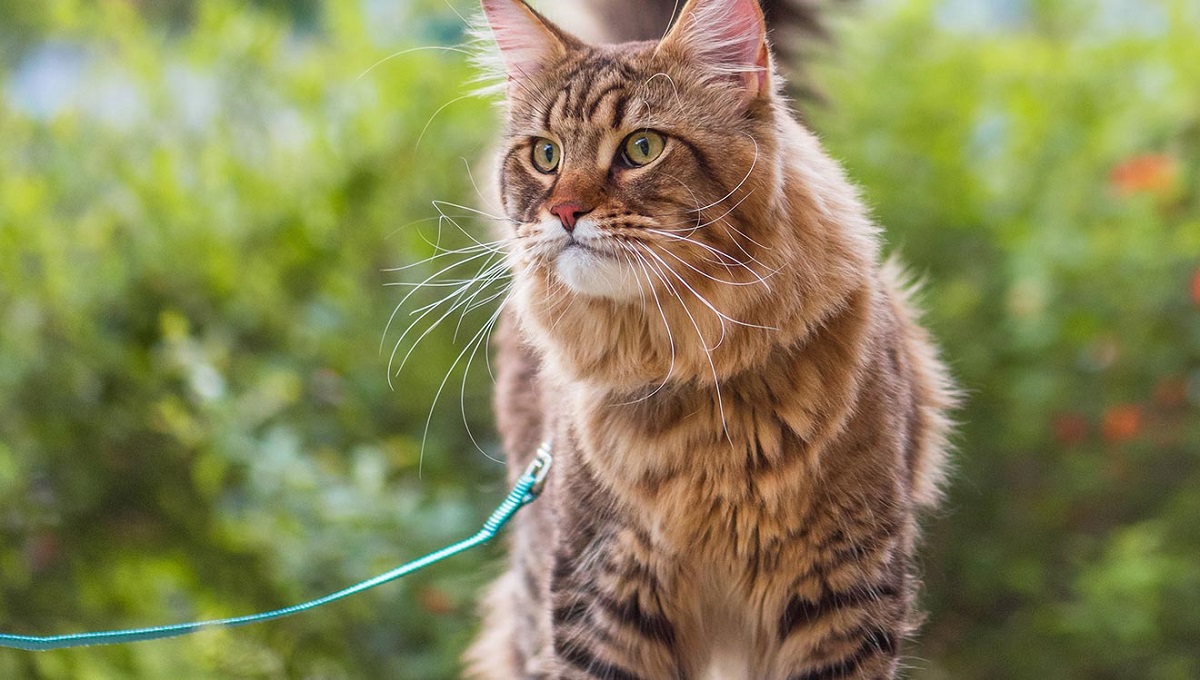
[531,138,561,173]
[620,130,666,167]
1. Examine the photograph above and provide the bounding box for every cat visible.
[463,0,956,677]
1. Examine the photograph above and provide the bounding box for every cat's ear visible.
[480,0,580,81]
[659,0,772,99]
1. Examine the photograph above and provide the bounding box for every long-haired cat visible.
[465,0,956,677]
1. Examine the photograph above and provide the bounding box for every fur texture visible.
[465,0,955,677]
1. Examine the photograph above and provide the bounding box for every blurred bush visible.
[813,0,1200,676]
[0,1,508,677]
[0,0,1197,678]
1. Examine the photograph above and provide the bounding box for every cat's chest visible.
[671,559,788,679]
[558,404,826,678]
[570,392,814,554]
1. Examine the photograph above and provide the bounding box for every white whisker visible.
[685,131,760,216]
[456,300,509,462]
[459,158,504,215]
[637,243,777,332]
[385,252,505,384]
[636,246,730,438]
[416,92,478,151]
[418,296,511,475]
[381,241,505,273]
[357,45,475,81]
[641,229,778,289]
[380,246,501,358]
[618,245,678,403]
[432,199,509,224]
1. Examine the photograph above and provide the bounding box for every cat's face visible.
[485,0,776,303]
[477,0,867,386]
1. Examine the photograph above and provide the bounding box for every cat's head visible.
[479,0,874,386]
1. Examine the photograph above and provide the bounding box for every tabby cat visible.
[464,0,956,677]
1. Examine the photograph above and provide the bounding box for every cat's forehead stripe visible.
[583,85,624,123]
[542,88,567,130]
[532,53,643,129]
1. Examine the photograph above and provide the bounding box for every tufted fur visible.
[465,0,955,677]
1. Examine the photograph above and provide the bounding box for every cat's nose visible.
[549,201,592,233]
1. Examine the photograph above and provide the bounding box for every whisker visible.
[657,188,754,234]
[617,245,678,403]
[640,229,778,289]
[387,248,497,305]
[404,260,505,320]
[685,131,760,215]
[430,203,516,258]
[381,240,505,273]
[459,158,505,216]
[418,297,511,475]
[640,225,752,265]
[384,277,500,289]
[385,252,504,383]
[654,208,778,263]
[637,243,777,332]
[432,199,509,223]
[384,215,454,240]
[357,45,475,81]
[635,246,731,438]
[456,300,510,463]
[713,215,776,255]
[661,172,705,226]
[636,245,729,349]
[415,92,478,151]
[618,246,648,311]
[453,267,512,338]
[439,0,470,26]
[391,256,506,373]
[380,247,502,357]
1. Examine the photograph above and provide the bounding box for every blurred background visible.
[0,0,1197,677]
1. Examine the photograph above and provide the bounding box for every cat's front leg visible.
[545,548,680,680]
[773,576,910,680]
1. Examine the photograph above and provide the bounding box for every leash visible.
[0,443,553,652]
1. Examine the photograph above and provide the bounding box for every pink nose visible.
[550,202,591,232]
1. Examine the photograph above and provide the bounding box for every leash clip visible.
[525,441,554,497]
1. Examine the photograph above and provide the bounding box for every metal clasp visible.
[524,440,554,497]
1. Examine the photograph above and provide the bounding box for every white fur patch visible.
[533,218,643,301]
[701,651,755,680]
[554,245,642,301]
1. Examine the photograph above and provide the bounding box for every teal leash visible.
[0,445,553,652]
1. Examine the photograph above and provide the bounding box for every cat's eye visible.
[619,130,666,168]
[531,138,561,173]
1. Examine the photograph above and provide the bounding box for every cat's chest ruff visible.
[571,383,817,546]
[569,408,811,566]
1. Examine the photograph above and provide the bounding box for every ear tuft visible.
[480,0,575,81]
[660,0,771,98]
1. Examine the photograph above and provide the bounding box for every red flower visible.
[1110,154,1179,197]
[1191,269,1200,307]
[1102,404,1143,443]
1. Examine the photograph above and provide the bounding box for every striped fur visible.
[465,1,955,677]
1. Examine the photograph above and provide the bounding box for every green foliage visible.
[813,0,1200,676]
[0,0,1197,677]
[1,1,507,677]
